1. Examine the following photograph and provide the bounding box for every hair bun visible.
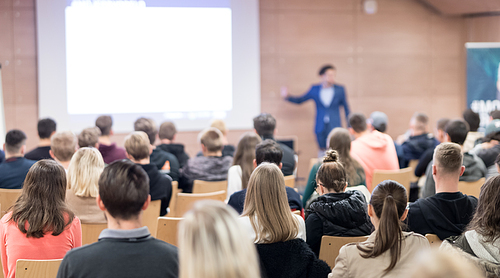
[323,150,339,163]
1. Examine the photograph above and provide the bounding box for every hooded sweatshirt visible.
[422,152,487,198]
[407,192,478,240]
[157,143,189,168]
[351,130,399,190]
[305,190,373,256]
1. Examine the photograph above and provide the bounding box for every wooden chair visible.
[284,175,295,188]
[319,235,369,268]
[408,159,419,182]
[168,181,180,217]
[16,259,62,278]
[170,190,226,217]
[425,233,443,248]
[0,188,22,217]
[192,180,228,199]
[458,178,485,198]
[371,168,412,199]
[156,217,182,246]
[81,223,108,245]
[143,200,161,237]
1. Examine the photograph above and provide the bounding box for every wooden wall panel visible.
[1,0,479,186]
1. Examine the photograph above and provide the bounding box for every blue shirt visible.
[0,157,36,189]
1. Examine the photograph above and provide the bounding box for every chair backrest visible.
[156,217,183,246]
[171,190,226,217]
[16,259,62,278]
[0,188,22,218]
[192,180,228,196]
[143,200,161,237]
[408,159,419,182]
[458,178,485,198]
[425,233,443,248]
[371,167,412,199]
[284,175,295,188]
[319,235,369,268]
[81,223,108,245]
[168,181,179,217]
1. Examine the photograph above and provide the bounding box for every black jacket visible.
[157,143,190,169]
[150,148,180,181]
[256,239,331,278]
[139,164,172,216]
[401,133,438,168]
[407,192,478,240]
[305,191,373,256]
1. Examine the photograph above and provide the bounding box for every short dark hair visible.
[436,118,450,131]
[349,113,367,133]
[159,122,176,140]
[490,110,500,120]
[253,113,276,137]
[5,129,27,154]
[134,117,157,145]
[37,118,56,139]
[463,109,480,132]
[95,115,113,136]
[445,120,469,146]
[255,139,282,166]
[98,160,149,220]
[318,64,336,76]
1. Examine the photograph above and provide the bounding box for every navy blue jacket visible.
[0,157,36,189]
[287,84,350,134]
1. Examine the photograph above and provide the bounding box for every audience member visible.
[496,153,500,173]
[226,132,261,199]
[422,120,486,198]
[398,112,439,168]
[349,113,399,190]
[25,118,56,160]
[408,143,478,240]
[0,160,81,278]
[157,121,190,168]
[57,160,178,278]
[50,131,77,170]
[253,113,296,176]
[0,130,35,189]
[303,127,368,207]
[0,150,4,164]
[125,132,172,216]
[471,119,500,178]
[78,127,100,148]
[439,175,500,277]
[463,109,483,152]
[227,139,303,215]
[134,117,180,181]
[410,250,485,278]
[368,111,405,168]
[414,118,450,178]
[180,127,233,192]
[65,148,106,223]
[210,119,235,157]
[95,115,127,164]
[329,180,429,278]
[490,109,500,121]
[241,163,331,278]
[305,150,372,256]
[178,201,260,278]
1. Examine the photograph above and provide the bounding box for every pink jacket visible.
[351,131,399,190]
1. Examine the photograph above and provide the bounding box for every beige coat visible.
[66,189,107,224]
[329,232,429,278]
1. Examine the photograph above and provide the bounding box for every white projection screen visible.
[36,0,260,133]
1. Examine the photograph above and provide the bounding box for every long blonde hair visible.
[242,163,299,243]
[178,201,260,278]
[67,147,104,197]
